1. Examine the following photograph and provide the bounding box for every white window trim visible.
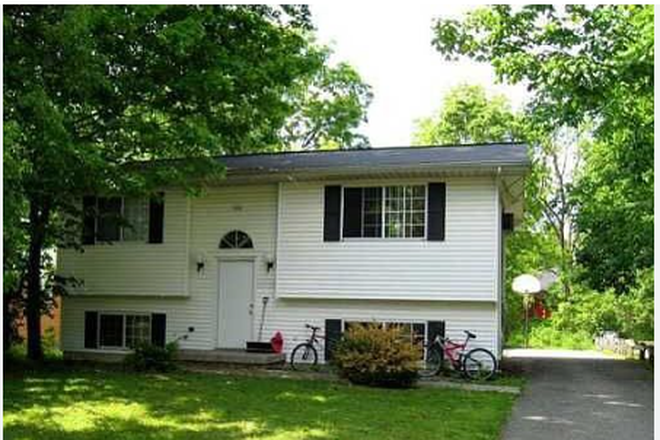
[97,312,152,350]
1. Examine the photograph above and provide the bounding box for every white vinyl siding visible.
[61,184,279,351]
[260,299,499,363]
[59,178,502,360]
[276,177,498,301]
[57,189,189,297]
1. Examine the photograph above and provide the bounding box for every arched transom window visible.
[219,230,253,249]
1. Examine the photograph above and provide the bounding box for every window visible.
[342,185,426,239]
[94,197,150,242]
[384,186,426,238]
[125,315,151,348]
[99,314,124,348]
[98,313,151,349]
[220,230,254,249]
[123,198,149,241]
[97,197,122,241]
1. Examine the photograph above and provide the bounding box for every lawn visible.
[4,366,516,440]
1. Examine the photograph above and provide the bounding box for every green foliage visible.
[123,342,178,373]
[507,322,594,351]
[284,60,373,150]
[552,269,654,341]
[433,5,654,295]
[433,5,654,345]
[413,84,522,145]
[333,323,421,388]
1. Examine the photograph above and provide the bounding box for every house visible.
[57,143,530,363]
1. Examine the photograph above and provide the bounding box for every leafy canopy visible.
[433,5,653,293]
[413,84,521,145]
[3,5,372,356]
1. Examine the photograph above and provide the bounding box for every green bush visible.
[551,268,653,341]
[332,323,421,388]
[508,322,594,350]
[123,342,178,372]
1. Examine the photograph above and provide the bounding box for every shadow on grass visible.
[4,362,516,440]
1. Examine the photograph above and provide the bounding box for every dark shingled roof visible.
[219,142,530,174]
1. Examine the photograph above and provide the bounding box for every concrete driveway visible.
[502,349,654,440]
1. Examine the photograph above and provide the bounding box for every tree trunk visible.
[25,199,50,361]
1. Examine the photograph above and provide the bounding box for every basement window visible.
[98,313,151,349]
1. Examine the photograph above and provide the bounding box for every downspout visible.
[274,181,283,297]
[494,166,503,357]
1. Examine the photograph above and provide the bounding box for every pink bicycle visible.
[419,330,498,380]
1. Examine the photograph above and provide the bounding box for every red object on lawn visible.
[270,331,283,353]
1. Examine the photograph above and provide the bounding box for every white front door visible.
[218,260,254,348]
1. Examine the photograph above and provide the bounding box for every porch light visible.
[196,253,206,273]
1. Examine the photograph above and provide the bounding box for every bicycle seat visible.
[464,330,476,339]
[305,324,321,330]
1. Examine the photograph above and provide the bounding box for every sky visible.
[311,4,529,147]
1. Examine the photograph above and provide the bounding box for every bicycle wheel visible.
[462,348,498,381]
[290,343,318,371]
[418,344,444,377]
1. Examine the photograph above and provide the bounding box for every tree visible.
[3,5,371,360]
[283,60,373,150]
[433,5,653,294]
[413,84,521,145]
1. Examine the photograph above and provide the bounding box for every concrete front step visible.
[178,349,286,365]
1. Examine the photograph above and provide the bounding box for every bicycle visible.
[419,330,498,380]
[289,324,326,370]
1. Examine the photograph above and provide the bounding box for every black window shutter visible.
[151,313,166,347]
[82,196,97,245]
[323,186,341,242]
[427,320,446,344]
[324,319,343,362]
[84,311,98,349]
[342,188,363,238]
[427,183,446,241]
[148,193,165,244]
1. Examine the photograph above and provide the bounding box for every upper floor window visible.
[95,197,149,242]
[83,193,164,244]
[343,185,426,239]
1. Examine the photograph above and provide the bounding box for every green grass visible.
[4,366,516,440]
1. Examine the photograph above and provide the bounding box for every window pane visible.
[126,315,151,348]
[383,186,426,238]
[123,198,149,242]
[343,188,363,238]
[97,197,122,241]
[99,314,124,347]
[362,187,382,237]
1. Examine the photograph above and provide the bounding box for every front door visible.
[218,260,254,348]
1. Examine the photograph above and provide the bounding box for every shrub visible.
[124,342,178,372]
[332,323,421,388]
[506,322,594,350]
